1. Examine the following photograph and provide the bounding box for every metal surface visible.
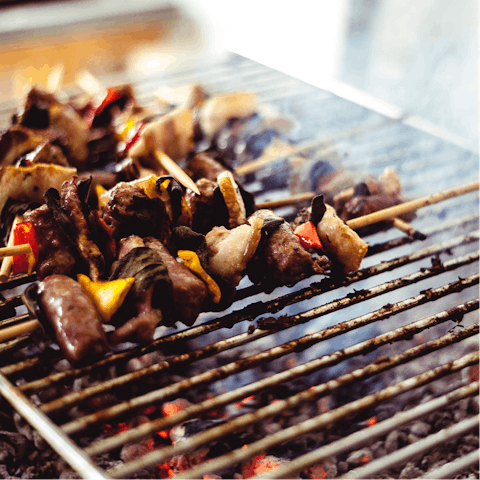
[0,53,478,479]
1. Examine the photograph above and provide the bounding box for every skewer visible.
[154,150,201,195]
[256,181,478,232]
[0,244,32,260]
[332,187,426,239]
[0,320,41,344]
[46,64,65,94]
[0,215,23,283]
[391,218,426,240]
[256,191,315,209]
[74,69,105,98]
[346,181,479,230]
[235,138,321,176]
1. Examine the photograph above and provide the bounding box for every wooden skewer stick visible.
[391,218,426,240]
[256,191,315,210]
[0,215,23,283]
[332,186,426,239]
[155,150,201,195]
[0,320,41,344]
[0,244,32,260]
[75,69,105,98]
[346,181,479,230]
[46,64,65,94]
[256,181,479,231]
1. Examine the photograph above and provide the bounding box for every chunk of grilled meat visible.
[102,182,172,246]
[61,178,105,281]
[144,237,209,326]
[37,275,109,364]
[246,209,328,287]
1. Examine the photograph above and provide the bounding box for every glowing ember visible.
[162,398,192,417]
[157,430,169,439]
[242,453,287,478]
[308,464,328,479]
[367,415,377,427]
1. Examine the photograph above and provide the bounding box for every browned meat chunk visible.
[184,178,229,234]
[109,243,172,344]
[20,88,90,169]
[102,182,171,245]
[19,141,69,166]
[144,237,209,326]
[37,275,109,364]
[109,284,161,345]
[61,179,105,281]
[0,125,49,166]
[247,209,328,286]
[24,205,77,280]
[184,152,228,182]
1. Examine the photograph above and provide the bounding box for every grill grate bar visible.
[33,252,478,413]
[342,415,480,480]
[420,448,480,479]
[251,381,479,479]
[0,372,109,479]
[111,347,479,478]
[82,296,478,455]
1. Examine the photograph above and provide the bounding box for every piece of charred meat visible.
[60,178,105,281]
[184,152,229,183]
[0,125,54,166]
[23,205,78,280]
[19,87,90,169]
[333,168,414,234]
[102,182,172,246]
[108,238,173,344]
[144,237,209,326]
[184,178,230,235]
[37,275,109,364]
[247,209,329,287]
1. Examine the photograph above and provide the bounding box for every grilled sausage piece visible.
[37,275,109,364]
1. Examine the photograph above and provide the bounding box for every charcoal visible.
[0,464,17,479]
[385,430,399,453]
[409,420,430,437]
[346,448,373,468]
[399,462,424,479]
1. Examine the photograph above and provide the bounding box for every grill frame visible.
[0,53,478,479]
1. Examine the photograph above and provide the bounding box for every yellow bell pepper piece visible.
[177,250,221,303]
[119,118,136,141]
[77,274,135,322]
[95,184,108,209]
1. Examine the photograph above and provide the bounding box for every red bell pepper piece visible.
[84,88,122,128]
[11,221,39,275]
[95,88,122,116]
[293,221,323,250]
[124,122,146,155]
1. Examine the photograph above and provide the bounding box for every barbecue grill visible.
[0,53,478,479]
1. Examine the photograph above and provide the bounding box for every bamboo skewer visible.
[46,64,65,94]
[0,244,32,260]
[256,181,479,232]
[346,181,479,230]
[257,191,315,209]
[155,150,201,195]
[0,215,23,283]
[0,320,41,344]
[391,218,426,240]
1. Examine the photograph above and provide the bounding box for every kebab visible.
[0,77,468,363]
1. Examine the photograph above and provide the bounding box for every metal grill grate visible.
[0,53,478,479]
